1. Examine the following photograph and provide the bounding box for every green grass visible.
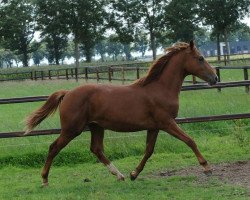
[0,73,249,199]
[0,133,249,200]
[0,159,249,200]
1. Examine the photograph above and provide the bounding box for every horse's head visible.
[184,40,218,85]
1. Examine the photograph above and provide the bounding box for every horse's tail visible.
[24,90,68,135]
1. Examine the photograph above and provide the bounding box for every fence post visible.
[111,66,114,76]
[192,75,196,84]
[96,68,99,82]
[41,71,44,80]
[57,70,59,79]
[136,67,140,79]
[223,55,227,66]
[66,69,69,80]
[85,67,88,81]
[75,68,78,82]
[122,67,125,84]
[244,68,249,93]
[108,67,112,82]
[30,72,33,80]
[34,71,37,81]
[216,67,221,92]
[48,70,51,79]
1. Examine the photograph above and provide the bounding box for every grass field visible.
[0,74,249,199]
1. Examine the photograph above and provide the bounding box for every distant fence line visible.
[0,65,249,93]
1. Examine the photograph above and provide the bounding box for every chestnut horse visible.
[25,41,218,186]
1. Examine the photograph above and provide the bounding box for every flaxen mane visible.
[135,42,190,86]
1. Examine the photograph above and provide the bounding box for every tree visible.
[95,38,107,62]
[198,0,250,61]
[43,35,68,65]
[0,0,36,67]
[63,0,107,64]
[136,0,167,60]
[109,0,141,60]
[164,0,199,42]
[134,30,149,58]
[106,34,123,61]
[229,23,250,41]
[36,0,69,65]
[194,27,211,48]
[0,49,16,68]
[31,42,46,66]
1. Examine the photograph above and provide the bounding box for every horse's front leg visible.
[90,124,125,181]
[130,130,159,180]
[164,120,212,175]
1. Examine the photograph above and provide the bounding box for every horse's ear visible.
[190,40,194,50]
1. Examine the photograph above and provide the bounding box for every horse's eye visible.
[199,56,204,62]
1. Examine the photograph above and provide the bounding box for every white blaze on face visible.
[106,163,124,180]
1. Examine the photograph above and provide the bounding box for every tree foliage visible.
[0,0,36,67]
[198,0,250,60]
[63,0,107,63]
[164,0,199,42]
[0,0,249,67]
[36,0,69,65]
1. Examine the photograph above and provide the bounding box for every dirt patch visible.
[159,160,250,188]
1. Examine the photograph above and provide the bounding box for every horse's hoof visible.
[204,169,212,177]
[130,171,137,181]
[83,178,91,182]
[41,182,49,188]
[117,174,125,181]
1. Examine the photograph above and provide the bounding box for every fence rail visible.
[0,64,249,83]
[0,113,249,139]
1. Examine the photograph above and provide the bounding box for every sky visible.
[242,16,250,26]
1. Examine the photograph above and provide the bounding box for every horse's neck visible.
[156,55,186,95]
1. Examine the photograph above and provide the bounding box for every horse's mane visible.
[135,42,190,86]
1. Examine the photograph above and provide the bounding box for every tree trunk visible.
[74,39,80,68]
[22,49,29,67]
[100,54,104,62]
[85,48,92,63]
[224,29,230,62]
[55,52,60,65]
[123,44,131,61]
[150,31,156,60]
[216,33,221,61]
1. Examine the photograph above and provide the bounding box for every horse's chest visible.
[156,102,179,119]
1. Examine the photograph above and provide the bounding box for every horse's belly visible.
[90,119,155,132]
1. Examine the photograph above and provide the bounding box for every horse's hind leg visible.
[164,120,212,175]
[41,131,78,186]
[89,124,125,181]
[130,130,159,180]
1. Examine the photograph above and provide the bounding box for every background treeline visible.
[0,0,249,67]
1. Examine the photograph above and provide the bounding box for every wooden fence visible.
[0,113,249,138]
[0,65,249,92]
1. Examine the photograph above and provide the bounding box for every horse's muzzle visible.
[208,75,218,86]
